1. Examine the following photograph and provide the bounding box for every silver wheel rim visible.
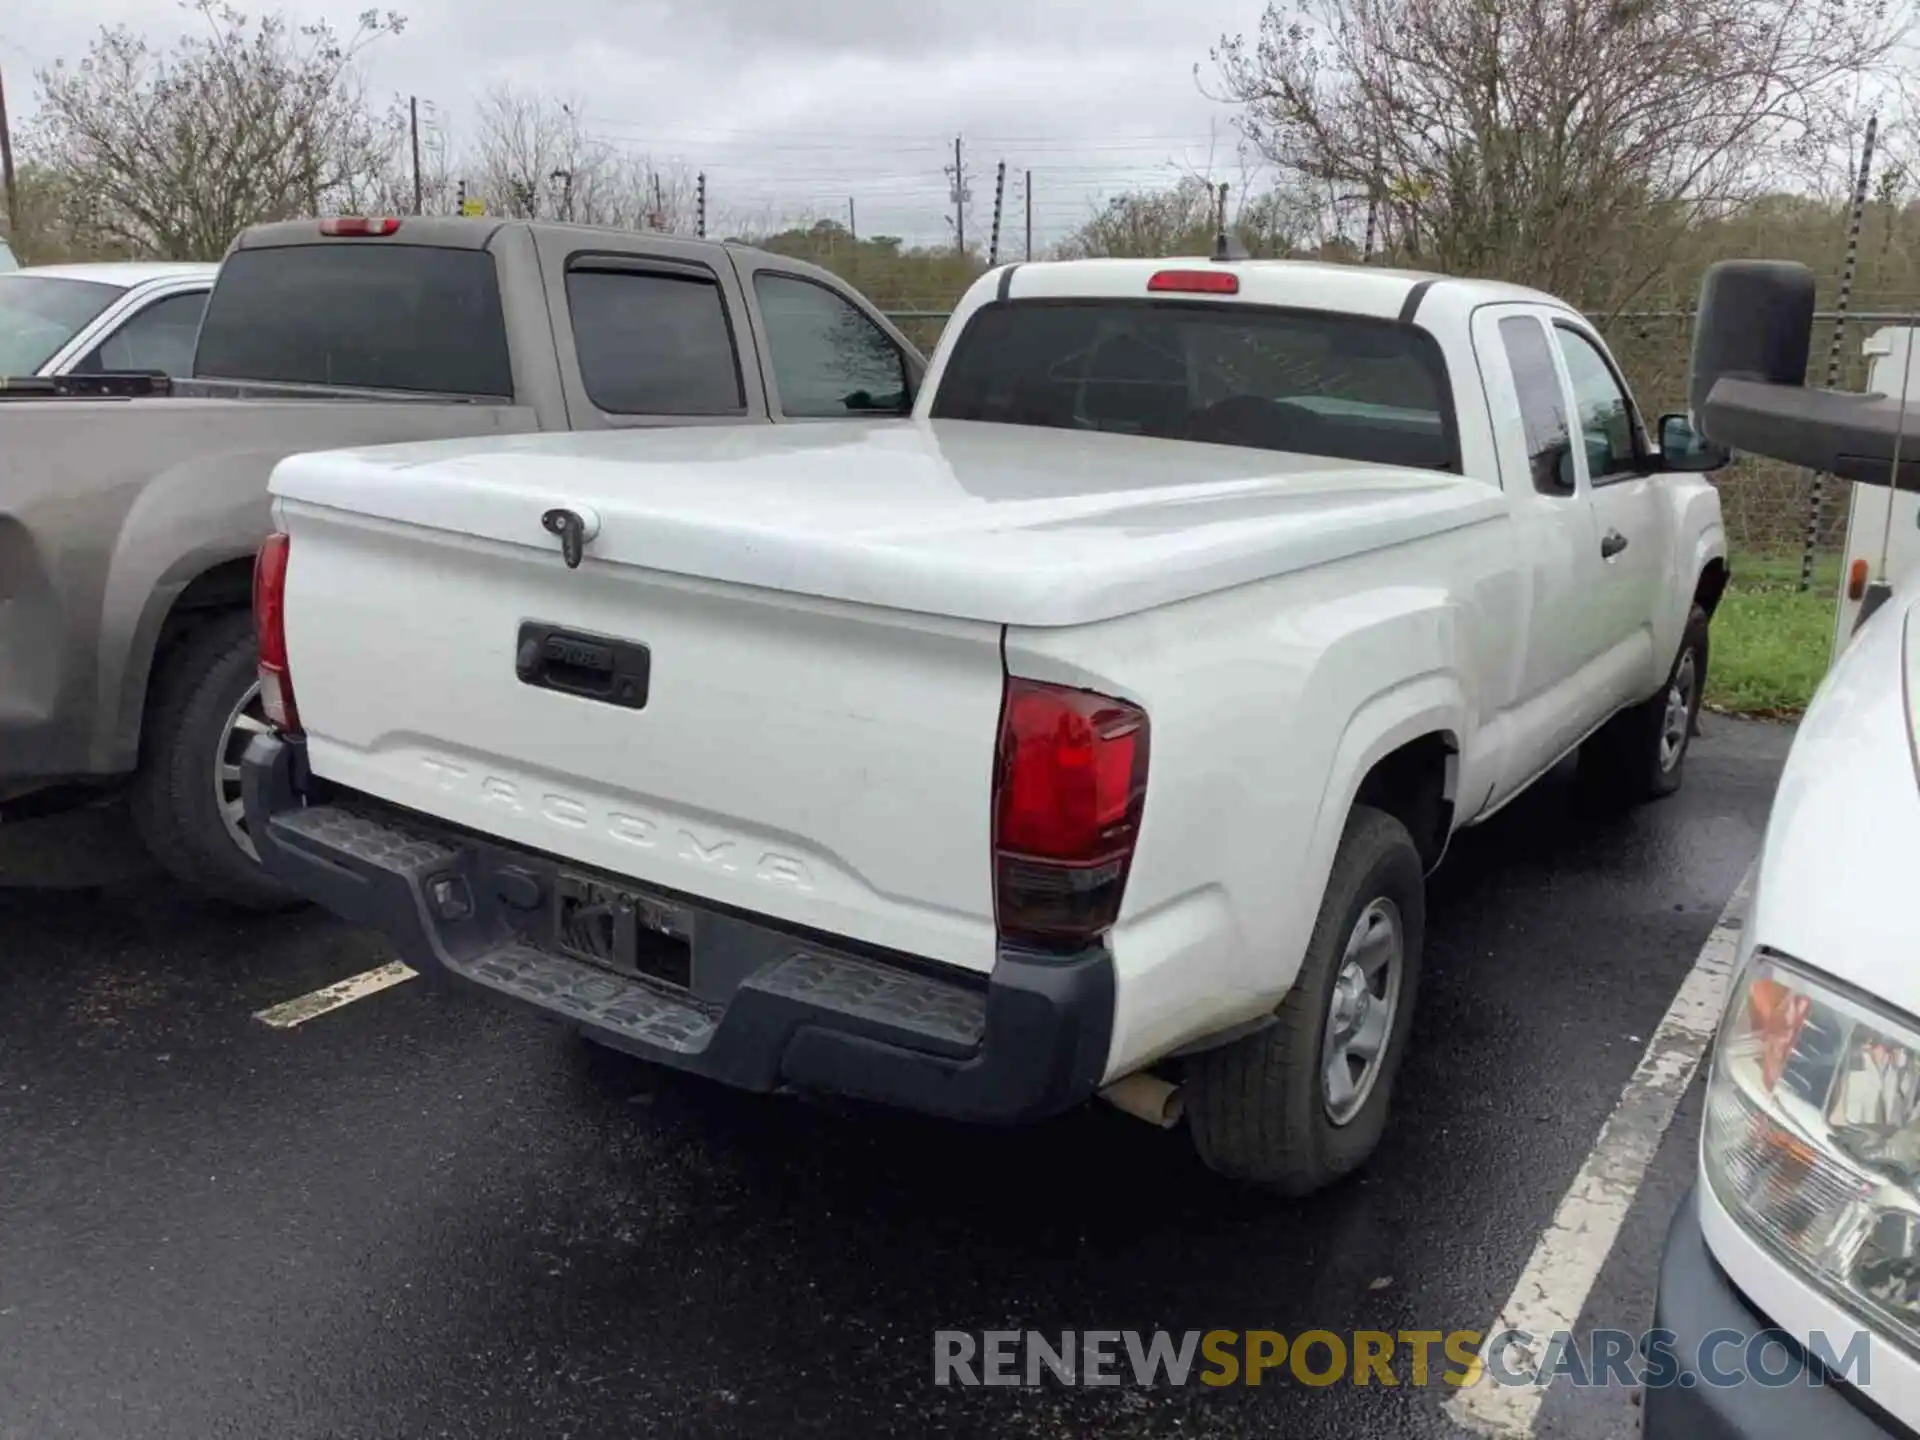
[1321,897,1404,1126]
[215,679,271,863]
[1659,648,1697,774]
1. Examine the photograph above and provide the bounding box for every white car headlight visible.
[1704,948,1920,1351]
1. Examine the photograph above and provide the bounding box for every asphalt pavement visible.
[0,718,1794,1440]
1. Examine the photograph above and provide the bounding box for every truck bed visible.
[269,418,1506,629]
[268,415,1504,973]
[0,396,535,785]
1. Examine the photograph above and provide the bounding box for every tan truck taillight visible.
[253,531,301,734]
[991,678,1150,948]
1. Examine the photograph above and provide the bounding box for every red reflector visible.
[1147,269,1239,295]
[993,679,1149,946]
[253,532,300,734]
[319,216,402,237]
[1848,557,1870,601]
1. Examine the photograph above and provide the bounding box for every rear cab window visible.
[930,300,1460,471]
[193,244,513,396]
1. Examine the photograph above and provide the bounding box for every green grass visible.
[1705,551,1842,718]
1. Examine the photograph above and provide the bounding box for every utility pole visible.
[0,66,16,242]
[1024,170,1032,262]
[848,197,857,242]
[409,96,424,215]
[946,136,970,255]
[988,161,1006,266]
[696,172,707,239]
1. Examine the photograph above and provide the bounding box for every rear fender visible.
[96,452,273,771]
[1300,670,1467,925]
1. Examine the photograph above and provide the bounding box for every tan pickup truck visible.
[0,215,926,905]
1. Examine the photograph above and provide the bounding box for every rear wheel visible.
[1580,604,1709,802]
[1184,805,1425,1195]
[129,610,298,910]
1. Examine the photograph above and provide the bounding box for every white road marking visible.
[1445,864,1755,1437]
[253,961,419,1029]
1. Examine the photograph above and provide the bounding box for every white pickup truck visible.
[243,255,1730,1193]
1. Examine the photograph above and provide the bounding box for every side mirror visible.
[1548,433,1610,490]
[1657,412,1730,473]
[1554,444,1579,493]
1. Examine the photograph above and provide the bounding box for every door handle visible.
[1600,530,1629,559]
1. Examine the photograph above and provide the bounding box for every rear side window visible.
[73,291,209,379]
[1497,315,1575,495]
[753,273,910,416]
[566,265,744,416]
[930,300,1458,470]
[194,244,512,396]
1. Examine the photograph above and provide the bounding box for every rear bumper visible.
[243,734,1114,1124]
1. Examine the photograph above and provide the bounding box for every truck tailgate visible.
[276,500,1006,974]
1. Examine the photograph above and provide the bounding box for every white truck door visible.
[1835,326,1920,651]
[1552,320,1676,704]
[1469,304,1616,797]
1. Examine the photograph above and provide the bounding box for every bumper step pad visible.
[268,801,987,1057]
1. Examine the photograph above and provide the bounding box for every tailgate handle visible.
[515,622,650,710]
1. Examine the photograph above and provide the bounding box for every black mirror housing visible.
[1657,412,1730,473]
[1690,259,1919,492]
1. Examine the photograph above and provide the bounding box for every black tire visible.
[1184,805,1425,1195]
[129,610,299,911]
[1579,603,1710,802]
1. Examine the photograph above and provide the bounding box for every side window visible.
[752,273,910,417]
[1553,326,1640,483]
[73,292,209,379]
[565,264,744,416]
[1497,315,1574,496]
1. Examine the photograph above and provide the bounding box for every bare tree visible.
[1210,0,1909,310]
[25,2,406,260]
[1057,164,1321,260]
[465,86,695,231]
[336,94,457,216]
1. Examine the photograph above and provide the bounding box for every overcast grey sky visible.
[0,0,1275,249]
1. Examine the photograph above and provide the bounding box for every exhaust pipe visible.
[1099,1071,1185,1128]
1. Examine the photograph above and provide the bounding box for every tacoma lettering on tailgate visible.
[416,754,817,892]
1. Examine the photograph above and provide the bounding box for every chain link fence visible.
[1593,305,1920,553]
[885,298,1920,557]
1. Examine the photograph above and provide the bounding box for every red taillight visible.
[319,216,402,237]
[992,678,1150,947]
[1147,269,1238,295]
[253,531,300,734]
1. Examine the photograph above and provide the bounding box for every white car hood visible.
[1748,582,1920,1007]
[268,419,1505,628]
